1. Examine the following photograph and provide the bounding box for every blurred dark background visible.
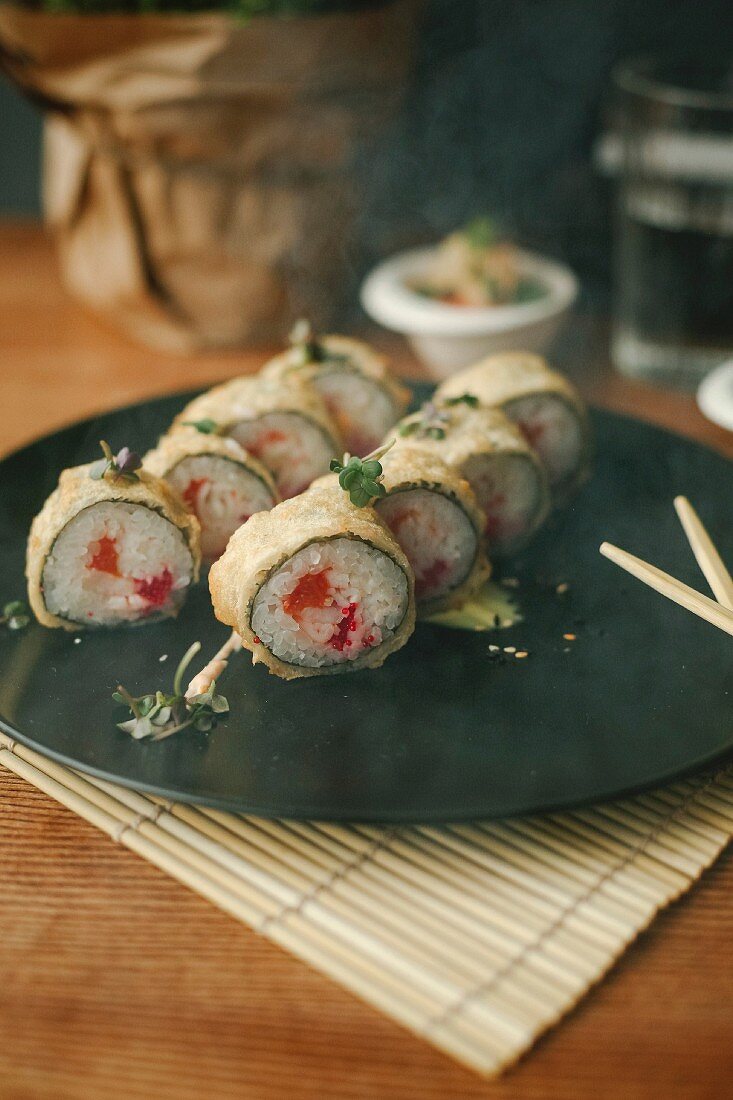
[2,0,731,309]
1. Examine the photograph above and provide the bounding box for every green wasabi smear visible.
[427,581,521,632]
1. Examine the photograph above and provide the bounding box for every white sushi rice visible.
[167,455,275,562]
[230,413,334,499]
[504,393,584,489]
[42,501,194,626]
[313,370,397,454]
[376,488,476,602]
[461,452,544,556]
[251,537,408,669]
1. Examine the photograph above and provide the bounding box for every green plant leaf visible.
[183,418,219,435]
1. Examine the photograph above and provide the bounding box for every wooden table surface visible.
[0,223,731,1099]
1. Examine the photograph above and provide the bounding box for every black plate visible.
[0,387,731,821]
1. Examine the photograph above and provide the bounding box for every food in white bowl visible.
[407,217,540,308]
[360,220,578,378]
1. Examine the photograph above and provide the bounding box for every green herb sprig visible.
[398,394,478,442]
[1,600,30,631]
[444,393,479,408]
[90,441,142,484]
[113,642,229,742]
[182,418,220,435]
[463,215,498,251]
[330,440,394,508]
[288,318,349,369]
[289,318,327,364]
[398,401,451,441]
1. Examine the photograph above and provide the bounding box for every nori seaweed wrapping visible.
[26,464,200,630]
[377,447,490,616]
[209,481,415,680]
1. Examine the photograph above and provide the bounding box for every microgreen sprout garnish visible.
[0,599,30,631]
[444,393,479,408]
[113,642,229,742]
[330,440,395,508]
[289,318,327,364]
[398,401,452,441]
[289,318,349,369]
[182,418,220,435]
[90,441,142,484]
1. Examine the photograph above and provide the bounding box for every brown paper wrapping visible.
[0,4,418,351]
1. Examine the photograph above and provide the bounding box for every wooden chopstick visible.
[599,542,733,637]
[674,496,733,611]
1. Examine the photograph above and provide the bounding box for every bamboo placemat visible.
[2,730,732,1077]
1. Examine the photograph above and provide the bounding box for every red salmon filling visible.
[230,412,334,499]
[312,371,397,455]
[167,455,277,563]
[375,488,477,604]
[87,537,175,611]
[460,452,547,558]
[504,393,585,491]
[284,569,331,619]
[134,568,174,608]
[415,558,449,597]
[89,535,120,576]
[45,501,194,626]
[183,477,209,515]
[283,570,366,651]
[250,538,409,669]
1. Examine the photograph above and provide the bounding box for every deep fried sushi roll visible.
[437,352,592,501]
[391,400,550,558]
[176,376,341,500]
[262,328,410,454]
[145,429,278,563]
[209,482,415,679]
[374,449,490,615]
[27,451,200,630]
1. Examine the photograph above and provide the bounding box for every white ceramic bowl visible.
[360,246,579,379]
[697,359,733,432]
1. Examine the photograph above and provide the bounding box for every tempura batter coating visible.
[27,465,200,630]
[209,482,415,680]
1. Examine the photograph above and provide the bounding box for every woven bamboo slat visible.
[1,730,730,1078]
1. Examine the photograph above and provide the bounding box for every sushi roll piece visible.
[145,429,278,563]
[436,352,592,501]
[27,448,200,630]
[373,449,490,615]
[176,375,341,500]
[391,400,550,558]
[209,481,415,679]
[262,325,410,454]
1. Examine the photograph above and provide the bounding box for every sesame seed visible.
[515,651,529,659]
[159,654,168,662]
[73,638,81,645]
[556,582,569,594]
[488,644,500,652]
[504,646,516,654]
[563,633,577,641]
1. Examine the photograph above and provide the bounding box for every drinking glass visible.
[611,57,733,389]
